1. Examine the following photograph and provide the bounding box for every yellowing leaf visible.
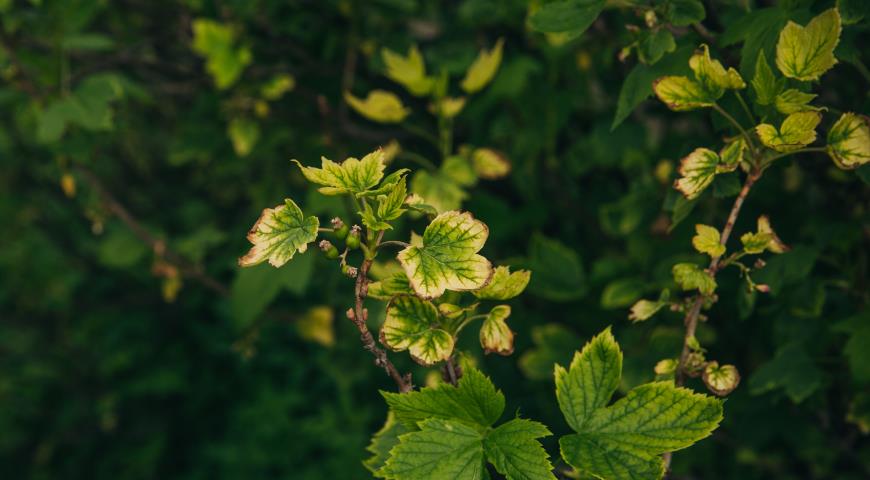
[361,176,408,231]
[410,170,467,213]
[692,224,725,258]
[227,118,259,157]
[742,215,789,254]
[296,306,334,347]
[672,263,716,295]
[653,75,715,111]
[260,74,295,100]
[473,266,531,300]
[752,50,781,106]
[757,215,789,253]
[776,8,842,81]
[674,148,718,199]
[239,198,319,267]
[774,88,819,114]
[480,305,514,355]
[461,38,504,94]
[344,90,409,123]
[756,111,821,152]
[397,211,493,299]
[382,45,433,96]
[628,289,670,323]
[429,97,466,118]
[381,295,454,365]
[293,149,386,196]
[191,19,252,89]
[827,113,870,169]
[653,45,743,111]
[689,44,746,94]
[717,138,746,173]
[471,148,511,179]
[703,362,741,396]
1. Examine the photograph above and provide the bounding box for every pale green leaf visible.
[757,215,789,254]
[628,289,670,323]
[362,176,408,231]
[293,149,386,196]
[382,45,433,97]
[555,328,622,431]
[752,50,780,105]
[717,138,746,173]
[227,118,259,157]
[653,45,743,111]
[774,88,819,114]
[471,148,511,179]
[382,368,505,429]
[672,263,716,295]
[345,90,410,123]
[295,306,334,347]
[702,362,741,396]
[239,198,319,268]
[484,418,556,480]
[397,211,493,299]
[827,113,870,169]
[674,147,718,199]
[740,231,774,254]
[410,170,467,213]
[756,111,821,152]
[364,412,410,474]
[191,19,252,89]
[652,75,715,111]
[260,74,295,100]
[689,44,745,94]
[368,272,415,300]
[480,305,514,355]
[473,266,531,300]
[776,8,842,81]
[692,224,725,258]
[379,418,486,480]
[381,295,453,366]
[461,38,504,94]
[404,193,439,217]
[440,155,478,187]
[430,97,466,118]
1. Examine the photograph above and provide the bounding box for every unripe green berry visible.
[345,225,361,250]
[331,217,349,239]
[341,264,358,278]
[319,240,340,259]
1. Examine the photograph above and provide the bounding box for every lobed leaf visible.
[293,149,386,196]
[461,38,504,94]
[382,45,433,97]
[692,224,725,258]
[775,8,841,81]
[674,148,718,199]
[555,328,622,431]
[379,418,486,480]
[381,295,453,366]
[774,89,819,114]
[484,418,556,480]
[239,198,319,268]
[827,113,870,169]
[473,266,531,300]
[756,111,821,153]
[480,305,514,356]
[672,263,716,295]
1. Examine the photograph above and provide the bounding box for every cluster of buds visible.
[319,218,362,278]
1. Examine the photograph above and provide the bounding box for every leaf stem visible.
[761,146,827,167]
[713,103,757,153]
[734,91,756,127]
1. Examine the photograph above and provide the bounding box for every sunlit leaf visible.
[380,295,453,366]
[774,88,819,114]
[756,111,821,153]
[461,38,505,94]
[672,263,716,295]
[826,113,870,169]
[191,19,252,89]
[227,118,259,157]
[775,8,841,81]
[480,305,514,355]
[751,50,780,105]
[471,148,511,179]
[674,148,718,199]
[382,45,433,96]
[628,289,670,323]
[293,149,386,196]
[239,198,319,268]
[692,224,725,258]
[344,90,410,123]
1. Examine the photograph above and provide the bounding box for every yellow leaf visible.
[461,38,505,94]
[344,90,410,123]
[827,113,870,169]
[776,8,841,81]
[756,111,821,153]
[382,45,433,96]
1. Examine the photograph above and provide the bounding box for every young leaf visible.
[461,38,504,94]
[555,328,622,431]
[774,89,818,114]
[382,368,505,429]
[484,418,555,480]
[775,8,842,81]
[191,19,252,89]
[397,211,493,299]
[674,148,719,199]
[344,90,410,123]
[528,0,606,38]
[751,50,780,105]
[672,263,716,295]
[382,45,433,97]
[653,75,715,111]
[381,295,454,366]
[692,224,725,258]
[239,198,319,268]
[717,138,746,173]
[757,215,790,253]
[480,305,514,355]
[653,45,743,111]
[293,149,386,196]
[628,289,670,323]
[361,176,408,231]
[689,44,746,94]
[703,362,741,396]
[741,215,788,254]
[471,148,511,179]
[430,96,466,118]
[756,111,821,152]
[379,418,486,480]
[473,266,531,300]
[826,113,870,169]
[440,156,478,187]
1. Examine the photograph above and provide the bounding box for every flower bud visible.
[331,217,349,239]
[319,240,339,259]
[342,264,358,278]
[755,284,771,293]
[345,225,361,250]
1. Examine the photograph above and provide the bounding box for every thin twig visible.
[713,104,757,152]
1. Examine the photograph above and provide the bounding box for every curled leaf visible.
[473,266,531,300]
[827,113,870,169]
[703,362,741,396]
[239,198,319,268]
[674,148,718,199]
[480,305,514,355]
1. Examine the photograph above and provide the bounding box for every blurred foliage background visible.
[1,0,868,478]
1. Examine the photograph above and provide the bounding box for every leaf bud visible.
[345,225,362,250]
[331,217,349,239]
[755,284,771,293]
[318,240,339,259]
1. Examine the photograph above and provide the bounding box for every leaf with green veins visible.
[653,45,743,111]
[555,328,622,431]
[741,231,774,254]
[756,111,821,153]
[471,148,511,179]
[689,44,745,94]
[628,289,671,323]
[484,418,556,480]
[692,224,725,258]
[361,176,408,231]
[368,273,415,300]
[397,211,493,299]
[360,168,411,197]
[293,149,386,196]
[827,113,870,169]
[382,368,505,429]
[560,434,665,480]
[528,0,606,38]
[461,38,504,94]
[379,418,486,480]
[382,45,433,97]
[364,412,410,474]
[703,362,741,396]
[473,266,531,300]
[718,138,745,173]
[674,148,718,199]
[380,295,453,366]
[344,90,410,123]
[672,263,716,295]
[774,89,819,114]
[238,199,319,268]
[776,8,841,81]
[752,50,780,105]
[480,305,514,356]
[653,75,716,111]
[410,170,467,213]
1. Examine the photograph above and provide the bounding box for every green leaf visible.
[756,111,821,153]
[653,45,744,111]
[638,29,676,65]
[295,306,334,347]
[410,170,467,213]
[191,19,252,89]
[526,234,587,301]
[749,343,822,403]
[692,224,725,258]
[368,272,415,300]
[260,74,295,100]
[740,231,773,254]
[484,418,556,480]
[612,46,693,129]
[555,328,622,431]
[382,45,433,97]
[379,418,486,480]
[61,33,115,51]
[600,278,646,310]
[382,368,505,429]
[238,198,319,268]
[293,149,386,196]
[751,50,780,105]
[689,44,746,94]
[560,434,664,480]
[361,176,408,231]
[472,266,531,300]
[381,295,454,366]
[775,8,841,81]
[672,263,716,295]
[834,312,870,384]
[471,148,511,179]
[839,0,870,25]
[520,324,583,381]
[774,88,818,114]
[718,138,746,173]
[528,0,606,38]
[663,0,706,26]
[653,75,716,111]
[674,148,718,199]
[461,38,505,94]
[480,305,514,355]
[365,412,410,474]
[227,118,259,157]
[440,155,477,187]
[628,289,671,323]
[826,113,870,169]
[397,211,493,299]
[230,254,313,329]
[344,90,410,123]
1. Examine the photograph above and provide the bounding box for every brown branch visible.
[74,165,230,296]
